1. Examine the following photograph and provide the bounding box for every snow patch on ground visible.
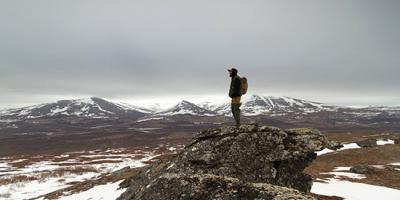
[316,139,396,156]
[128,128,162,133]
[136,117,164,122]
[389,163,400,166]
[0,119,18,123]
[312,178,400,200]
[371,165,385,169]
[0,163,11,169]
[316,143,360,156]
[57,180,126,200]
[333,167,352,171]
[321,172,366,179]
[340,143,361,151]
[316,148,335,156]
[168,147,177,151]
[376,139,395,145]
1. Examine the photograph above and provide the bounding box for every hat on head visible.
[227,68,238,73]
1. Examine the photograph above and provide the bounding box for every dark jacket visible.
[229,75,242,98]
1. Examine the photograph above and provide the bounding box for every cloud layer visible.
[1,0,399,108]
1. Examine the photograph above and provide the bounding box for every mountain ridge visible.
[1,95,399,121]
[0,97,150,120]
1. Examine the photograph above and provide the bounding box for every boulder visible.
[394,137,400,144]
[350,165,377,174]
[118,124,334,200]
[356,139,377,148]
[325,140,344,150]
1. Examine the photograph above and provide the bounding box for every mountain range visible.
[1,94,399,122]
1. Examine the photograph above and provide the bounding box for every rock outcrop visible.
[118,124,336,200]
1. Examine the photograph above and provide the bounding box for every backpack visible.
[240,77,248,95]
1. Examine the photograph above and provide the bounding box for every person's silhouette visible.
[228,68,242,128]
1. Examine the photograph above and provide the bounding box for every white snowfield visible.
[312,178,400,200]
[56,180,126,200]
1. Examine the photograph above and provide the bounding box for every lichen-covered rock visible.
[350,165,377,174]
[325,140,344,150]
[118,124,333,200]
[132,173,315,200]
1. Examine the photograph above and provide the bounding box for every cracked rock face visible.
[118,124,333,200]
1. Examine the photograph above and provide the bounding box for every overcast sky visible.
[1,0,399,109]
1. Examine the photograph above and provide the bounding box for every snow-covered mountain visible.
[207,94,337,116]
[196,101,223,111]
[0,97,151,120]
[150,95,338,117]
[1,95,399,120]
[155,100,216,116]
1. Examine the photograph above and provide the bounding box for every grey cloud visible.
[0,0,399,108]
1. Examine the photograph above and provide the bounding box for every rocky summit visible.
[117,124,340,200]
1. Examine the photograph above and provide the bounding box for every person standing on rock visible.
[228,68,242,128]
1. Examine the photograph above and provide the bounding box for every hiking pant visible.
[231,97,241,127]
